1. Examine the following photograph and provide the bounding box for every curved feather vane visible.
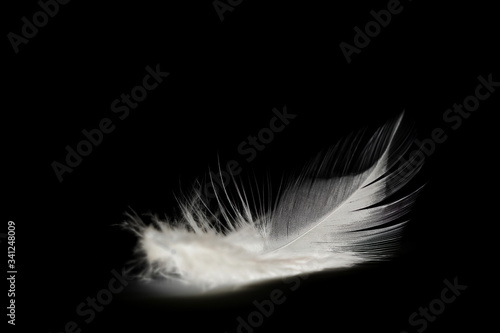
[122,112,423,292]
[267,113,421,255]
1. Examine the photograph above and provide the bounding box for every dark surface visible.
[3,0,498,332]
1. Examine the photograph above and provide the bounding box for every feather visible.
[122,112,423,293]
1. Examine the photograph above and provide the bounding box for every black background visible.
[3,0,498,332]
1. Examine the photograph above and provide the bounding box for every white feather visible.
[122,112,423,292]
